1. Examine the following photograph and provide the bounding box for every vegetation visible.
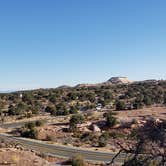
[1,80,166,165]
[20,126,38,139]
[98,133,109,147]
[69,114,84,132]
[111,119,166,166]
[116,100,126,111]
[35,120,45,127]
[1,80,166,119]
[70,155,85,166]
[1,81,166,144]
[19,121,43,139]
[104,112,117,127]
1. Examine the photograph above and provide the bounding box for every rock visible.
[91,124,101,133]
[108,77,132,84]
[79,127,91,132]
[131,124,137,129]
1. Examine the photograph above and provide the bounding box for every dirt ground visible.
[0,148,50,166]
[116,106,166,122]
[36,106,166,151]
[3,106,166,156]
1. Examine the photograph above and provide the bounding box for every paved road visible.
[0,120,42,129]
[0,120,125,163]
[0,133,125,163]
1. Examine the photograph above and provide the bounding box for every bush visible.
[133,100,143,109]
[35,120,45,127]
[45,106,56,115]
[98,135,107,147]
[71,155,85,166]
[80,132,98,146]
[45,135,55,141]
[69,114,84,132]
[101,132,110,140]
[104,112,117,127]
[56,109,69,116]
[143,96,153,106]
[21,127,38,139]
[24,122,36,129]
[109,132,125,139]
[129,128,139,139]
[21,122,39,139]
[69,107,78,114]
[116,100,126,111]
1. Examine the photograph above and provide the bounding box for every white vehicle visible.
[96,103,102,111]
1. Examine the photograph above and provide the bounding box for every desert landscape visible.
[0,78,166,165]
[0,1,165,165]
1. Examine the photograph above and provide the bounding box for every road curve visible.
[0,133,125,163]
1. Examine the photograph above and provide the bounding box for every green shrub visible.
[101,132,110,139]
[98,135,107,147]
[115,100,126,111]
[129,128,139,139]
[104,112,117,127]
[24,122,36,129]
[21,127,38,139]
[109,132,125,139]
[69,114,84,132]
[71,155,85,166]
[35,120,45,127]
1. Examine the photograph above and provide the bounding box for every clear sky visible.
[0,0,166,90]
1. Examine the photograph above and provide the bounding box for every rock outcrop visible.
[108,77,132,84]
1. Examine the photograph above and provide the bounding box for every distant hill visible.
[75,83,102,88]
[0,77,163,92]
[107,77,132,84]
[1,77,166,118]
[75,77,132,88]
[57,85,72,89]
[0,90,15,93]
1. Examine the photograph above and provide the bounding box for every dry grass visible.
[0,148,50,166]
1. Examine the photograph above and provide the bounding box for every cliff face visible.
[108,77,132,84]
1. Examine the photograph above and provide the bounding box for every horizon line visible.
[0,77,165,92]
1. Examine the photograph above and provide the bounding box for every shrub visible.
[70,155,85,166]
[69,114,84,132]
[45,106,56,115]
[109,132,126,139]
[133,100,143,109]
[129,128,139,139]
[45,135,55,141]
[81,132,98,146]
[143,96,153,106]
[21,127,38,139]
[21,122,39,139]
[115,100,126,111]
[98,135,107,147]
[104,112,117,127]
[101,132,110,140]
[56,109,69,116]
[35,120,45,127]
[24,122,36,129]
[69,107,78,114]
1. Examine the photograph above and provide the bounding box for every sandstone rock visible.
[108,77,132,84]
[91,124,101,133]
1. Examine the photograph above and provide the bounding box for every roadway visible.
[0,120,43,129]
[0,121,125,163]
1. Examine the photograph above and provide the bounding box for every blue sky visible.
[0,0,166,90]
